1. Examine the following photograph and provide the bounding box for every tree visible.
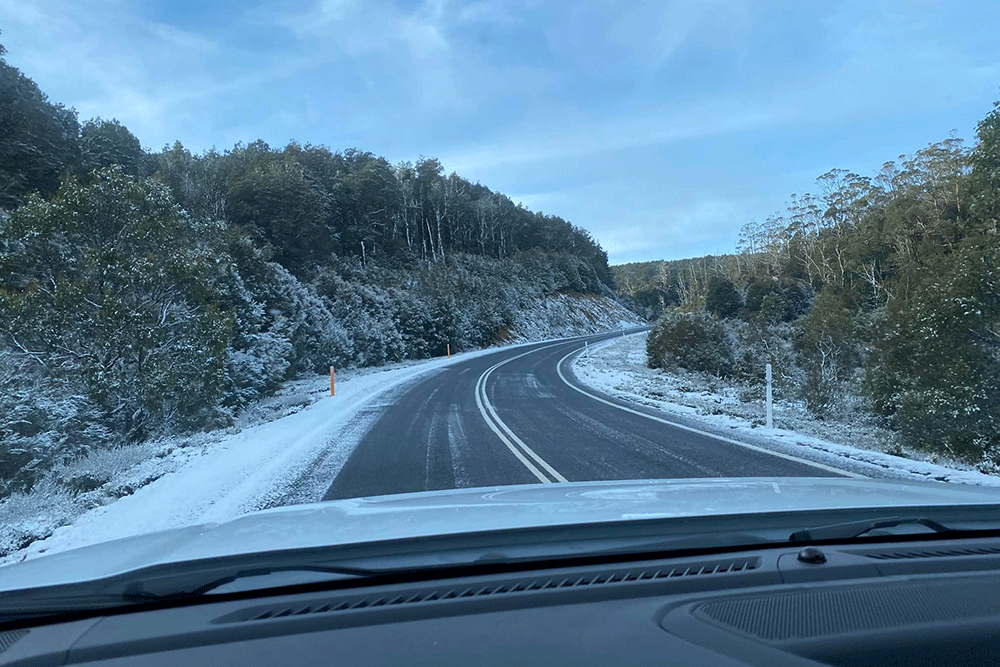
[0,54,81,209]
[154,141,228,220]
[79,118,144,176]
[970,99,1000,234]
[795,287,857,418]
[705,275,742,319]
[225,157,332,273]
[867,242,1000,460]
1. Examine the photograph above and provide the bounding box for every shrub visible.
[730,320,799,399]
[646,312,734,377]
[795,287,858,419]
[705,276,742,319]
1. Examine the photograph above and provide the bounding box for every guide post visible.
[765,363,773,429]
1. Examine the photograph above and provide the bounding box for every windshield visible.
[0,0,998,586]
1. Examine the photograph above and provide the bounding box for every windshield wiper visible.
[789,516,953,543]
[0,562,376,626]
[122,564,375,602]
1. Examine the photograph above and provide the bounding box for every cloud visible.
[284,0,449,59]
[0,0,225,146]
[3,0,997,265]
[279,0,460,111]
[0,0,329,150]
[439,101,781,173]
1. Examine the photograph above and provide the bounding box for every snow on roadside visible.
[0,343,542,565]
[0,291,643,565]
[571,333,1000,487]
[503,293,644,342]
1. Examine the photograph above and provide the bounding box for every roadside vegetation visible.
[624,101,1000,467]
[0,33,623,500]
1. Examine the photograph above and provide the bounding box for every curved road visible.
[324,330,855,500]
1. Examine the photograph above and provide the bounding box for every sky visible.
[1,0,998,263]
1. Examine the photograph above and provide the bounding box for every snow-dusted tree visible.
[79,118,145,177]
[0,167,232,441]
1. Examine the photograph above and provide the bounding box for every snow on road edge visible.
[571,333,1000,487]
[0,341,555,565]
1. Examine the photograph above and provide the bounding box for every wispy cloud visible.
[439,101,782,173]
[1,0,220,145]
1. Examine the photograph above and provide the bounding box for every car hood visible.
[0,477,997,591]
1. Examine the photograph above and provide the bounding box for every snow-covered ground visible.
[503,292,641,343]
[0,294,644,564]
[572,333,1000,487]
[0,344,537,565]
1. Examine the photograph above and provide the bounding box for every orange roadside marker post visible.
[330,366,335,396]
[447,344,451,358]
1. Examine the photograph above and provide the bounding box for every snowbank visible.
[0,347,522,565]
[0,298,642,565]
[504,293,644,342]
[571,333,1000,487]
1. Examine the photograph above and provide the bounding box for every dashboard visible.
[4,536,1000,666]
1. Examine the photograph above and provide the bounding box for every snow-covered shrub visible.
[267,266,352,375]
[730,321,800,400]
[0,169,233,441]
[0,478,75,554]
[647,312,734,377]
[0,347,114,498]
[225,329,293,409]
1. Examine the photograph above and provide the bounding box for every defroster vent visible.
[219,556,760,624]
[0,629,28,655]
[860,545,1000,560]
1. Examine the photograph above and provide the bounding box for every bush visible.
[866,244,1000,461]
[0,168,233,441]
[705,276,742,319]
[795,287,858,419]
[646,312,734,377]
[730,320,799,399]
[744,278,811,324]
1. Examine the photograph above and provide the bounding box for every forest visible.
[620,107,1000,466]
[0,34,618,497]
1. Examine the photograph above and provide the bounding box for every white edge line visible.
[556,347,867,479]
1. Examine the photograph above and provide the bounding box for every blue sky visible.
[1,0,997,263]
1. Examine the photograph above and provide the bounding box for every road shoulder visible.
[570,333,1000,487]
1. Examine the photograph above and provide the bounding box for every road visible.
[323,329,853,500]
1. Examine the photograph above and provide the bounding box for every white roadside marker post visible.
[765,363,773,429]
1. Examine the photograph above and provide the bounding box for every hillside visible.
[0,36,639,501]
[629,107,1000,467]
[612,255,739,320]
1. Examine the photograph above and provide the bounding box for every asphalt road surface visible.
[324,329,853,500]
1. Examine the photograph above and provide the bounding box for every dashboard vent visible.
[0,629,28,654]
[225,557,760,624]
[862,545,1000,560]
